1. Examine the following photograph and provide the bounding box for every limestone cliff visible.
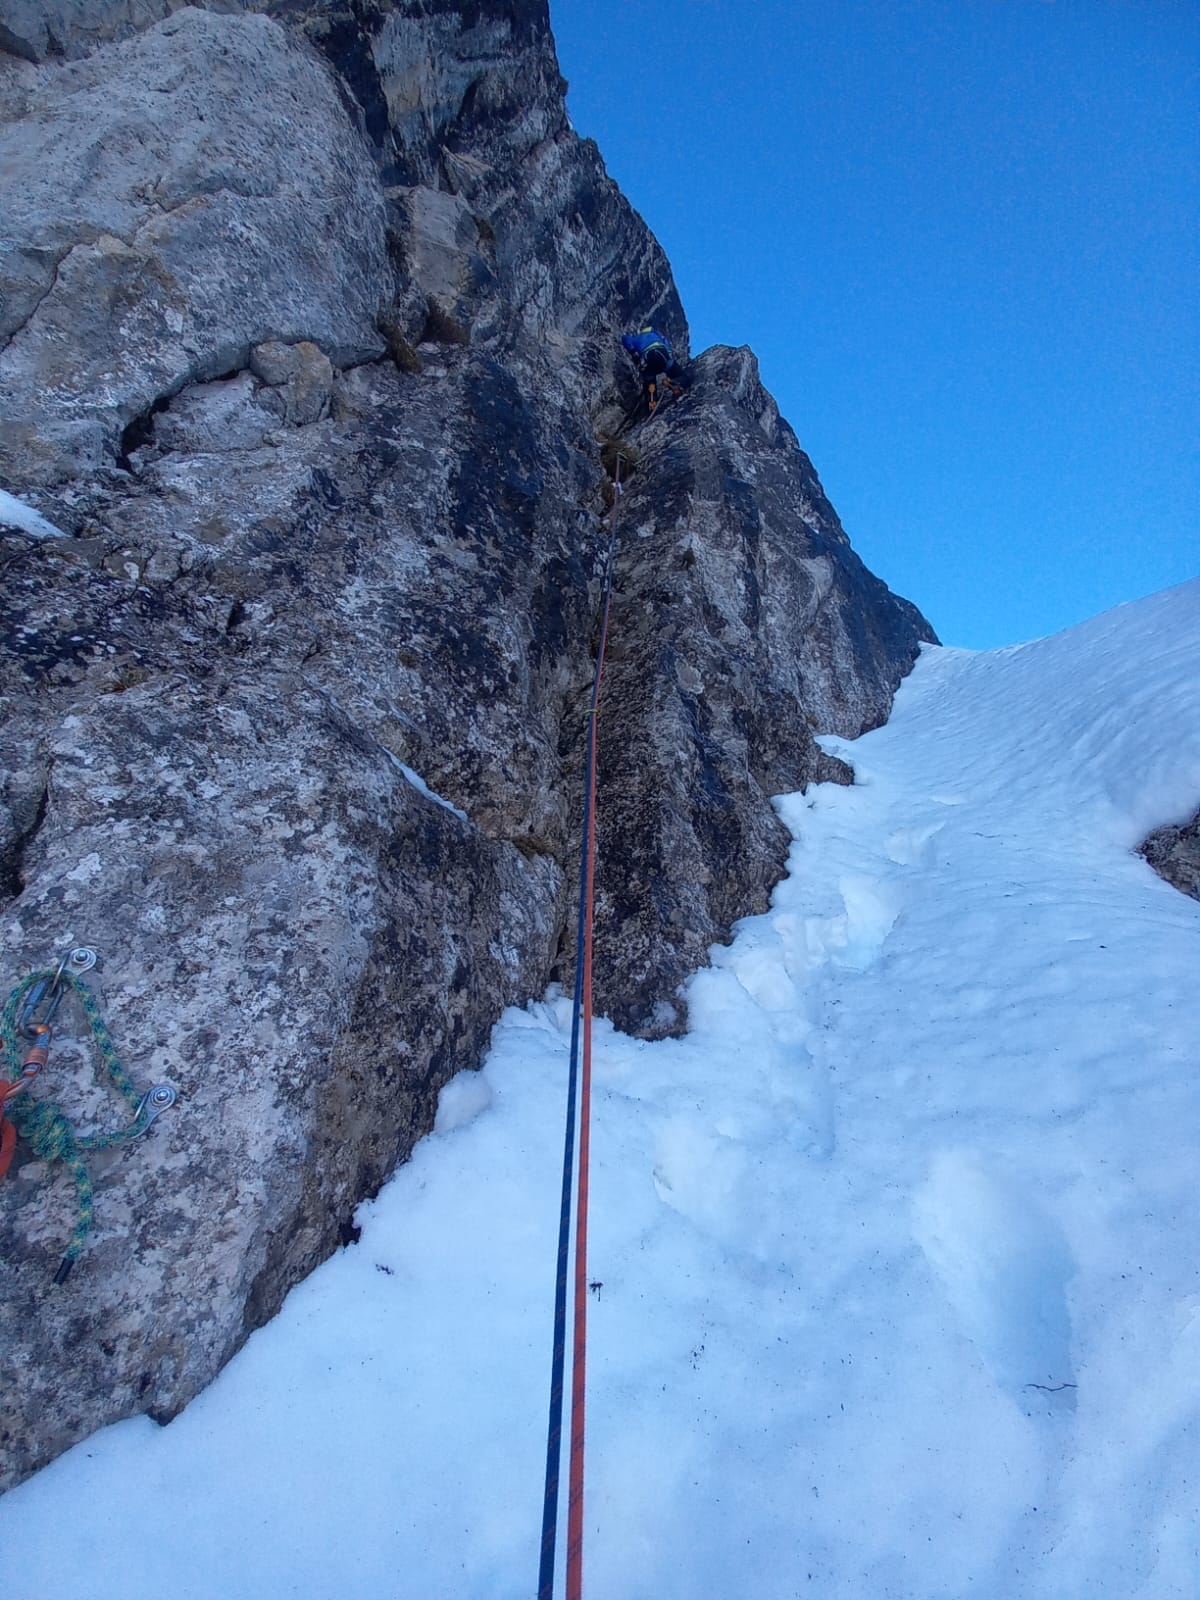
[0,0,935,1487]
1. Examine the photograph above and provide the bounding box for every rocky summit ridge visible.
[0,0,934,1487]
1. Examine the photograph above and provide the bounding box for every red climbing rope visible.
[0,1083,21,1182]
[0,1023,49,1182]
[539,455,624,1600]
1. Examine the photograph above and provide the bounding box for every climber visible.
[621,326,688,414]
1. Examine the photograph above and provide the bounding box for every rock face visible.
[1140,810,1200,901]
[594,346,931,1032]
[0,0,267,64]
[0,0,935,1487]
[0,6,388,485]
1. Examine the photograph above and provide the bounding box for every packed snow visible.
[0,489,67,542]
[3,580,1199,1599]
[396,759,470,822]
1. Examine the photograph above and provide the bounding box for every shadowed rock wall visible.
[594,346,932,1033]
[0,0,934,1485]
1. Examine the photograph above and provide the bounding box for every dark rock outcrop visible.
[1140,809,1200,901]
[0,0,934,1486]
[594,346,930,1032]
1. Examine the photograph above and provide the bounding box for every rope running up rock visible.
[538,450,627,1600]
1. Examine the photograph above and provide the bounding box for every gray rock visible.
[1140,809,1200,900]
[385,185,486,321]
[0,0,935,1490]
[0,339,605,1487]
[0,671,562,1487]
[0,418,109,484]
[0,7,387,484]
[249,341,335,426]
[150,371,285,454]
[0,0,267,63]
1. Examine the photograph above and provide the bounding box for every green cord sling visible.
[1,967,167,1283]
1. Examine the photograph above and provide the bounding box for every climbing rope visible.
[1,952,176,1282]
[538,455,625,1600]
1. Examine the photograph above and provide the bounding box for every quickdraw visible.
[1,947,177,1282]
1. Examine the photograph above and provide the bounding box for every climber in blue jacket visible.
[621,326,688,413]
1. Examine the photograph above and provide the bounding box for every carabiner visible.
[19,1021,52,1085]
[18,947,97,1038]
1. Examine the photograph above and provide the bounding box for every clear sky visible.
[548,0,1198,649]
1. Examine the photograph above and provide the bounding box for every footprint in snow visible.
[831,873,904,972]
[884,819,946,867]
[914,1149,1077,1413]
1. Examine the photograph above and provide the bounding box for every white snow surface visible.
[397,759,470,822]
[4,581,1200,1599]
[0,489,67,541]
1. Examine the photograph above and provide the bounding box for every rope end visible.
[53,1256,74,1286]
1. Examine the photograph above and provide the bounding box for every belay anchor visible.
[1,947,177,1282]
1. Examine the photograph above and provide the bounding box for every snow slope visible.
[3,580,1199,1599]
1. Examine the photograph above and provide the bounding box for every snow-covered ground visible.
[4,581,1199,1600]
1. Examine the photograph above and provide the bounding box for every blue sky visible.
[548,0,1198,648]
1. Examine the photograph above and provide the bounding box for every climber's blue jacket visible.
[622,327,671,361]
